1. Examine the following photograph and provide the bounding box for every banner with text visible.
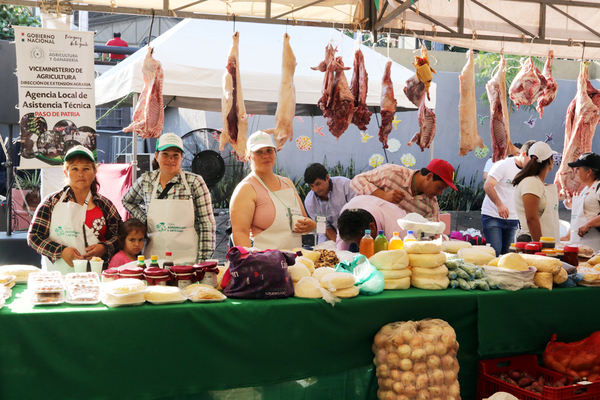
[14,26,96,168]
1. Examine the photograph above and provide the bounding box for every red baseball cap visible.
[425,159,457,190]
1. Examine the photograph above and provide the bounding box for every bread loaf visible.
[380,269,412,279]
[294,277,322,298]
[312,267,336,281]
[403,241,442,254]
[534,272,553,290]
[320,272,355,291]
[408,252,447,268]
[288,263,311,282]
[383,277,411,290]
[519,254,562,274]
[553,268,568,284]
[369,250,409,270]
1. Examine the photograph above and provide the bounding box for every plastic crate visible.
[477,355,600,400]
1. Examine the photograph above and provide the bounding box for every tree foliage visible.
[475,52,546,114]
[1,5,40,40]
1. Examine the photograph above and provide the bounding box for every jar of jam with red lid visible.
[534,252,546,256]
[193,261,219,288]
[118,266,144,280]
[101,268,119,283]
[169,265,195,289]
[524,243,540,254]
[515,242,527,253]
[563,246,579,266]
[144,267,171,286]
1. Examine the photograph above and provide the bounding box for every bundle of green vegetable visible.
[445,258,499,291]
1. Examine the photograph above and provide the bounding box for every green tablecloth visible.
[1,285,599,400]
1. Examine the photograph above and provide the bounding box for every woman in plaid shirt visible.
[122,133,215,264]
[28,145,122,273]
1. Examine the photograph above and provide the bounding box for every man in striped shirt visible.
[350,159,457,222]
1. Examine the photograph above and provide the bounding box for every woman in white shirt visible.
[513,142,560,242]
[564,152,600,249]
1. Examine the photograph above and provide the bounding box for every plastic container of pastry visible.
[66,272,100,283]
[66,284,101,305]
[30,291,65,305]
[101,292,145,307]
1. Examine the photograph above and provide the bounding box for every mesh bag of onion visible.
[373,318,461,400]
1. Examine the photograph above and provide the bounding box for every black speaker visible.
[0,40,19,124]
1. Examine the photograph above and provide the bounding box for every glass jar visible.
[534,252,546,256]
[563,246,579,266]
[515,242,527,253]
[144,267,171,286]
[555,248,564,261]
[169,265,195,289]
[524,243,540,254]
[508,243,517,253]
[540,237,556,249]
[101,268,119,283]
[194,261,219,288]
[118,266,145,280]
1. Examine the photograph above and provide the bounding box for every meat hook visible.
[147,9,155,49]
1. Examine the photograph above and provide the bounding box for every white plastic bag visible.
[482,266,537,291]
[397,212,446,237]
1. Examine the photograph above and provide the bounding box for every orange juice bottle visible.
[388,232,404,250]
[359,230,375,259]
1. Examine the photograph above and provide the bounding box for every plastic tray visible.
[478,355,600,400]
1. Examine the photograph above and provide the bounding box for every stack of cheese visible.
[294,258,358,299]
[101,278,147,307]
[369,250,411,290]
[403,242,449,290]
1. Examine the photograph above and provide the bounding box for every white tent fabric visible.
[380,0,600,59]
[95,18,436,115]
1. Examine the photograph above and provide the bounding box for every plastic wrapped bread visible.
[457,247,495,265]
[408,252,447,268]
[296,256,315,274]
[312,267,336,281]
[145,286,186,302]
[403,241,442,254]
[497,253,529,272]
[294,277,323,298]
[373,319,461,400]
[553,268,568,284]
[103,278,146,294]
[320,272,355,291]
[519,254,562,274]
[380,269,412,279]
[288,263,311,282]
[369,250,409,270]
[534,272,553,290]
[441,240,472,254]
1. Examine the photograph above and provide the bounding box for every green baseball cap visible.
[156,133,184,153]
[65,145,95,162]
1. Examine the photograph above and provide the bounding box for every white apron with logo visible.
[42,191,99,274]
[145,171,199,265]
[252,175,302,251]
[539,182,561,242]
[570,186,600,249]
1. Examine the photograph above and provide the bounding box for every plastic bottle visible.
[359,230,375,259]
[150,255,160,268]
[404,230,417,242]
[388,232,404,250]
[374,230,388,254]
[137,255,145,269]
[163,252,174,269]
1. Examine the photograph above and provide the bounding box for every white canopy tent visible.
[95,18,436,114]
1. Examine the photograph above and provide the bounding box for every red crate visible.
[477,355,600,400]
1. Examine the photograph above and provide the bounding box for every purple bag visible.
[222,246,295,299]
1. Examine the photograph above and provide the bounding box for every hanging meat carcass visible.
[378,61,397,149]
[536,50,558,118]
[263,33,296,151]
[485,55,519,162]
[458,49,485,156]
[220,32,249,161]
[312,44,337,117]
[555,62,600,199]
[405,57,437,152]
[123,47,164,139]
[350,47,372,131]
[412,46,436,101]
[509,57,548,108]
[326,57,355,138]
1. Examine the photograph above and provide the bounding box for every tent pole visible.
[429,139,434,162]
[131,93,139,184]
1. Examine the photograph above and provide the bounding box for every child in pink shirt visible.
[109,218,147,268]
